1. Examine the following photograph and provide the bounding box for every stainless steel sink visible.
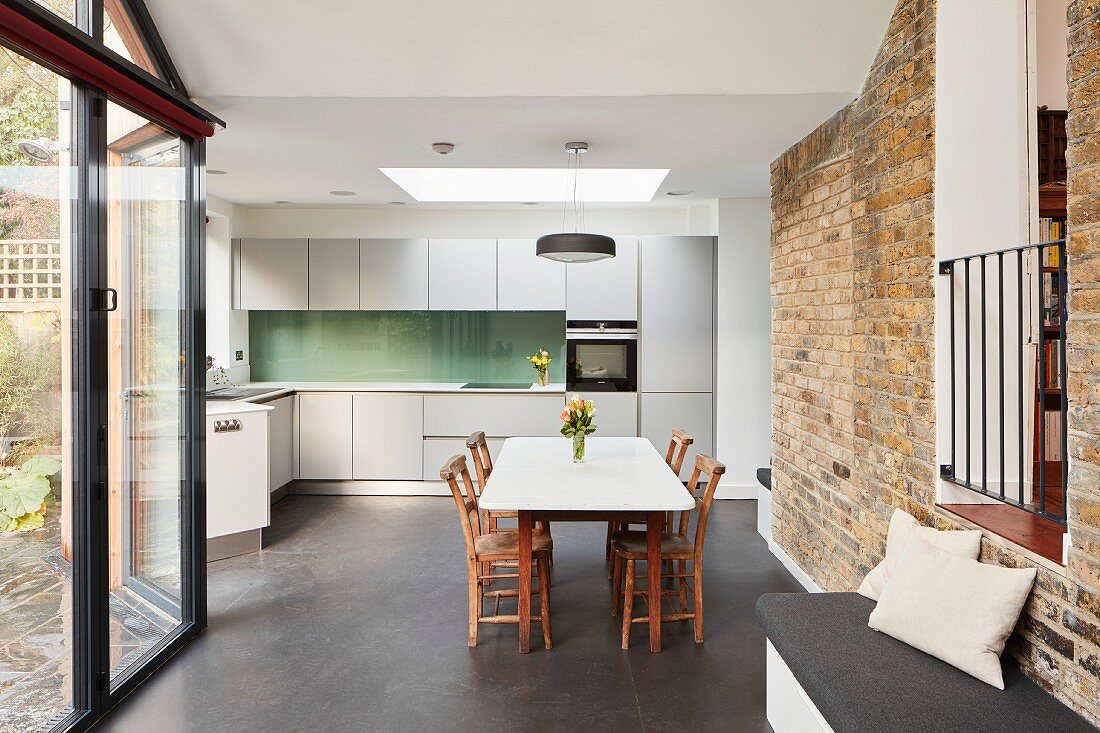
[460,382,532,389]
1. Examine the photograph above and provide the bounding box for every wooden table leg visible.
[518,510,533,654]
[647,511,662,653]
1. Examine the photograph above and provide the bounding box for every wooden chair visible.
[440,454,553,649]
[467,431,553,568]
[605,428,694,573]
[610,453,725,648]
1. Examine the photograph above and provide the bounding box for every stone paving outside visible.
[0,507,177,733]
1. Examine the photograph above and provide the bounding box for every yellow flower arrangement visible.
[527,348,552,386]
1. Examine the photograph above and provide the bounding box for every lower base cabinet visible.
[353,394,424,480]
[267,396,296,491]
[207,409,270,538]
[298,393,354,479]
[640,392,714,479]
[576,392,638,437]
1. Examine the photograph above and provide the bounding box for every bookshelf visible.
[1032,179,1066,516]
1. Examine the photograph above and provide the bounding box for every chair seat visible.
[474,529,553,560]
[611,530,693,558]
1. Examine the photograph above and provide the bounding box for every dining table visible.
[478,436,697,653]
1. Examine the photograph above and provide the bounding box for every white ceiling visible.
[146,0,895,205]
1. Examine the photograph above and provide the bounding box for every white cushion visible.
[857,509,981,601]
[868,536,1037,689]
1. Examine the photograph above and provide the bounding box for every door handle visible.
[90,288,118,312]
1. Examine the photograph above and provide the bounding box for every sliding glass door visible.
[105,99,188,685]
[0,47,81,733]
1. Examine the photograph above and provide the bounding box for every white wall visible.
[935,0,1034,500]
[716,198,772,497]
[206,194,250,383]
[1035,0,1070,110]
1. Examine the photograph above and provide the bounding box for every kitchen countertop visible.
[206,381,568,407]
[244,381,567,397]
[206,400,276,416]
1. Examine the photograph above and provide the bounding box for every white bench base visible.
[767,640,836,733]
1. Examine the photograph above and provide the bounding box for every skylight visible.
[379,168,670,203]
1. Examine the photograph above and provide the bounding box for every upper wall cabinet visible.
[497,238,566,311]
[239,238,309,310]
[640,236,714,392]
[360,238,429,310]
[308,238,360,310]
[428,239,497,310]
[566,236,638,321]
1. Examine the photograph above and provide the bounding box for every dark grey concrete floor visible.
[93,496,802,733]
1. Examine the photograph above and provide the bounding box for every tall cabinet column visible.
[639,236,715,479]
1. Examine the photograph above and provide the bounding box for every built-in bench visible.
[756,593,1094,733]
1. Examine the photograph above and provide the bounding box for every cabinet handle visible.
[214,419,242,433]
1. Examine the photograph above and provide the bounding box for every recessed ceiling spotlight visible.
[666,189,694,196]
[329,190,357,196]
[207,169,227,175]
[274,200,291,204]
[389,201,406,206]
[521,202,538,206]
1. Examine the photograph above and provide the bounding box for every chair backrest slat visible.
[440,454,482,560]
[664,428,694,477]
[677,454,726,555]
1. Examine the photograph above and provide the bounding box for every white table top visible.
[478,437,696,512]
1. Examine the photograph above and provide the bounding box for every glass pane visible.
[28,0,77,26]
[574,343,629,379]
[248,310,566,384]
[106,100,186,685]
[103,0,164,80]
[0,50,79,731]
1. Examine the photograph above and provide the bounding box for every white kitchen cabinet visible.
[206,408,271,538]
[352,394,424,480]
[641,392,713,480]
[424,394,565,438]
[497,239,566,310]
[239,238,309,310]
[428,239,497,310]
[576,392,638,437]
[640,236,715,392]
[360,238,429,310]
[267,396,296,491]
[298,393,354,479]
[308,238,360,310]
[423,436,505,481]
[566,236,638,321]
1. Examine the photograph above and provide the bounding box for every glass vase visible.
[572,434,586,463]
[537,370,549,387]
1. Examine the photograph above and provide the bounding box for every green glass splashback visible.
[249,311,566,384]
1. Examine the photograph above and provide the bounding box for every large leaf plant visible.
[0,455,60,532]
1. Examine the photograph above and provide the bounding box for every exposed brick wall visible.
[770,0,1100,722]
[770,107,857,588]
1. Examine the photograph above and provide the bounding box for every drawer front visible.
[423,437,505,482]
[423,394,566,438]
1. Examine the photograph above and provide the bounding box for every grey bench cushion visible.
[756,592,1095,733]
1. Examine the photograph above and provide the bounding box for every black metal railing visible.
[939,240,1068,524]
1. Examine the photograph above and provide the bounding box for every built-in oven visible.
[566,320,638,392]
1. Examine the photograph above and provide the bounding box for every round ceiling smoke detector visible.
[432,142,455,155]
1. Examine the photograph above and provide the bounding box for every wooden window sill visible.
[936,503,1067,572]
